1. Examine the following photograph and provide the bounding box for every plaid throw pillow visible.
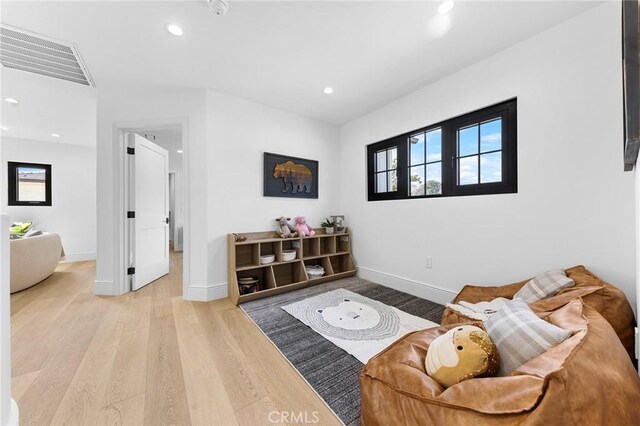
[513,270,574,303]
[484,298,571,375]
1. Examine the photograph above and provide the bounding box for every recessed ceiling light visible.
[51,133,60,138]
[438,1,455,14]
[177,149,183,154]
[323,87,334,95]
[4,97,19,104]
[166,24,184,36]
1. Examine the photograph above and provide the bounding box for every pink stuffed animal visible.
[295,216,315,237]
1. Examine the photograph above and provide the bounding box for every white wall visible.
[1,214,19,426]
[206,91,341,297]
[339,2,636,306]
[1,137,97,261]
[95,88,340,300]
[95,87,209,299]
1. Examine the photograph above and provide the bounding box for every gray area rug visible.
[241,277,445,426]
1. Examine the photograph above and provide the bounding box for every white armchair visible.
[10,233,64,293]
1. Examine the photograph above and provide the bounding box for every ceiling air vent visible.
[0,24,94,87]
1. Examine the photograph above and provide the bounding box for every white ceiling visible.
[0,67,97,146]
[1,1,601,125]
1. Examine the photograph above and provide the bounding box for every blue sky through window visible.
[410,133,425,165]
[481,119,501,152]
[426,129,441,162]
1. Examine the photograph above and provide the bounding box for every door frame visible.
[168,171,175,248]
[167,171,183,252]
[113,118,190,296]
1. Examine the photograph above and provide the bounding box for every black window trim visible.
[367,98,517,201]
[8,161,52,206]
[367,136,408,201]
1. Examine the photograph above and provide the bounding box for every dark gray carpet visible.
[240,277,445,426]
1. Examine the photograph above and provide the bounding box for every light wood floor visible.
[10,250,341,426]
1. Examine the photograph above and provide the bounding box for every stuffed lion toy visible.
[425,325,499,388]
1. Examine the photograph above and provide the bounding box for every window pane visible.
[17,167,46,202]
[426,129,442,162]
[458,125,478,157]
[387,147,397,170]
[388,170,398,191]
[426,163,442,195]
[480,152,502,183]
[376,172,387,193]
[376,150,387,172]
[410,165,425,196]
[410,133,425,166]
[481,118,502,153]
[459,156,478,185]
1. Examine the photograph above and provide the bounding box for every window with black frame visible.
[7,161,52,206]
[367,99,517,201]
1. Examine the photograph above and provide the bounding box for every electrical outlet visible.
[425,256,432,269]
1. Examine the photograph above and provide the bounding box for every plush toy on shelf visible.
[275,216,299,239]
[294,216,315,237]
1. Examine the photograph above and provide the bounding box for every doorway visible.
[131,128,184,292]
[114,120,188,297]
[127,133,170,291]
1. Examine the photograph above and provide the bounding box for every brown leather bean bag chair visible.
[440,265,636,359]
[360,300,640,425]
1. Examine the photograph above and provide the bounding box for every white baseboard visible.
[8,398,19,426]
[93,280,120,296]
[94,279,227,301]
[61,252,97,263]
[184,282,227,302]
[357,266,458,305]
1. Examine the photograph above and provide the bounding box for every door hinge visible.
[127,147,135,155]
[127,267,135,275]
[127,211,135,218]
[165,217,169,224]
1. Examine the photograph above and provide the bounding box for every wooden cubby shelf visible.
[228,230,356,305]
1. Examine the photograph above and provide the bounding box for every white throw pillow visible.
[513,269,574,303]
[484,298,571,375]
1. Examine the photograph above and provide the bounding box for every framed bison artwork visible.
[264,152,319,199]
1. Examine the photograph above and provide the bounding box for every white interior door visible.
[131,133,169,290]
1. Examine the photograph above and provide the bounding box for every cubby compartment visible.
[320,236,336,255]
[303,257,333,279]
[329,254,356,274]
[302,237,320,258]
[236,266,276,294]
[337,235,351,253]
[273,261,306,286]
[235,243,259,268]
[259,241,279,256]
[281,239,302,261]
